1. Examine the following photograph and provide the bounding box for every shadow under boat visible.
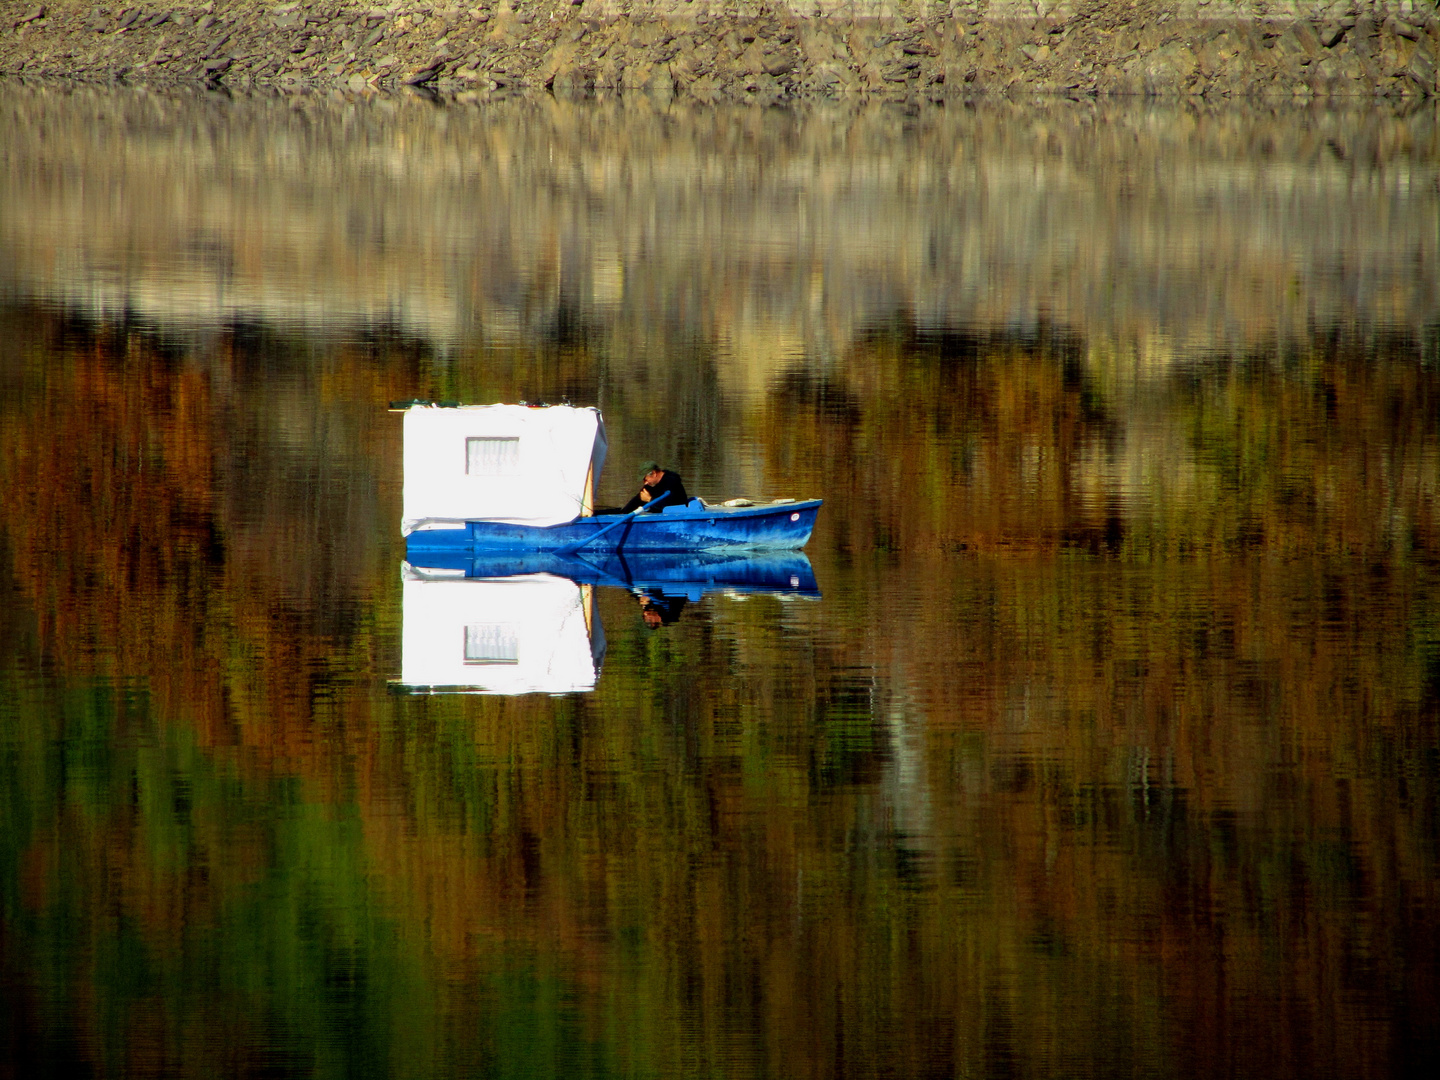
[392,550,820,696]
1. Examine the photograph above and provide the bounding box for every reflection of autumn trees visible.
[772,322,1440,559]
[747,320,1440,1076]
[0,310,400,767]
[772,325,1118,557]
[366,560,1438,1079]
[3,304,1439,1078]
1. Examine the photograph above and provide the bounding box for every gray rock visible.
[685,73,721,101]
[403,61,445,85]
[552,65,592,96]
[360,27,384,49]
[644,64,674,97]
[1407,46,1437,92]
[1142,41,1196,86]
[1275,21,1320,60]
[1377,33,1413,76]
[762,54,792,77]
[1388,18,1422,43]
[620,59,653,90]
[743,71,781,99]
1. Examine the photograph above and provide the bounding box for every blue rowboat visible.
[406,498,822,557]
[395,402,821,557]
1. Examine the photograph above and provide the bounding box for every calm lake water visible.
[2,86,1439,1079]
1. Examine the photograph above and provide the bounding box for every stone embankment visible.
[1,1,1437,99]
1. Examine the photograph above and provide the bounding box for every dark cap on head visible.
[638,460,662,479]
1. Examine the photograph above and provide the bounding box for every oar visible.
[558,490,670,554]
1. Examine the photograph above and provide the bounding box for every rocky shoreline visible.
[1,1,1437,100]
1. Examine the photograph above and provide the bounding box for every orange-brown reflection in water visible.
[775,324,1440,560]
[3,298,1438,1079]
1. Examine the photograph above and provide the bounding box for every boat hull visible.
[405,499,821,556]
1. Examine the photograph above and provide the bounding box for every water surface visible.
[2,87,1439,1079]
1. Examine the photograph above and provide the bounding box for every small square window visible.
[464,624,519,665]
[466,437,520,476]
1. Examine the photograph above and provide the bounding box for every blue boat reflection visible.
[406,550,820,598]
[394,551,819,695]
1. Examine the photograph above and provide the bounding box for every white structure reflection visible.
[397,567,604,695]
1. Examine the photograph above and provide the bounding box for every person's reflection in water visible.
[637,590,687,628]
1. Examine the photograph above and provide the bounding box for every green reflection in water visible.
[0,664,641,1079]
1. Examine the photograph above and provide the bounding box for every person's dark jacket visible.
[622,470,688,514]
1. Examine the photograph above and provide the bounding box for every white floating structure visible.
[396,400,821,554]
[401,403,608,535]
[397,568,605,695]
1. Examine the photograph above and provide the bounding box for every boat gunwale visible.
[404,498,823,536]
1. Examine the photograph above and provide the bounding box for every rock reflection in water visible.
[1,88,1439,1080]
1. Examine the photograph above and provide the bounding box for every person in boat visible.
[620,461,688,514]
